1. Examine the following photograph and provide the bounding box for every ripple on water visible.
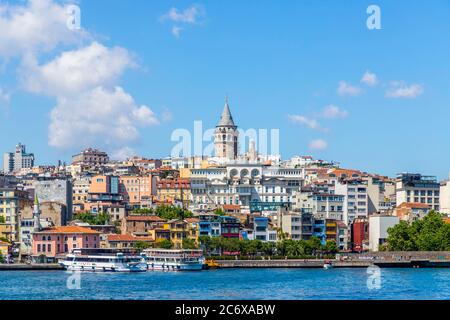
[0,268,449,300]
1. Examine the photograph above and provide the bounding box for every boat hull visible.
[146,262,204,271]
[60,261,147,272]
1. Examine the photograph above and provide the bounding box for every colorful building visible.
[31,226,100,262]
[119,175,155,208]
[156,179,191,206]
[121,215,166,236]
[105,234,154,249]
[0,188,31,242]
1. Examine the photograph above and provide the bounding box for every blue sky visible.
[1,0,450,179]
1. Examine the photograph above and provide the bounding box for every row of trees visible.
[198,236,338,258]
[132,205,193,220]
[133,238,196,250]
[384,211,450,251]
[74,212,111,225]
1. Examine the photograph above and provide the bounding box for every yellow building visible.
[156,179,191,206]
[0,188,31,242]
[163,218,198,249]
[0,241,11,257]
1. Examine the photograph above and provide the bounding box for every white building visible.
[190,164,303,213]
[335,179,369,225]
[368,215,399,252]
[396,173,440,211]
[2,143,34,174]
[440,174,450,216]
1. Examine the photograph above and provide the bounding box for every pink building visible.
[32,226,100,262]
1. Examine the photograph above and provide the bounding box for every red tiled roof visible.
[185,218,199,223]
[125,216,165,222]
[107,234,154,242]
[36,226,100,235]
[397,202,431,209]
[223,205,240,210]
[0,241,11,246]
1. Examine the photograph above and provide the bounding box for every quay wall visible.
[0,264,64,271]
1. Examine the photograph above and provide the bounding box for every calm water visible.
[1,268,449,300]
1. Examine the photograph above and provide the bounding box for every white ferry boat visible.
[59,249,147,272]
[142,249,205,271]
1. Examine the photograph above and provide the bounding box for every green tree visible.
[132,208,154,215]
[155,239,173,249]
[0,250,4,263]
[214,208,225,216]
[133,241,151,251]
[155,205,193,220]
[324,240,338,254]
[386,211,450,251]
[182,238,198,249]
[0,216,5,224]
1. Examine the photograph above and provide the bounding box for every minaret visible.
[214,97,239,160]
[33,194,42,232]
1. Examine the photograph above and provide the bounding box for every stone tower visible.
[214,98,238,160]
[33,194,42,233]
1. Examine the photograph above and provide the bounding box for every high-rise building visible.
[2,143,34,173]
[214,98,238,160]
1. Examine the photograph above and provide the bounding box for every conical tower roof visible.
[217,98,236,127]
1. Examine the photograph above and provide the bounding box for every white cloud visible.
[160,4,206,38]
[361,71,378,86]
[288,115,321,130]
[309,139,328,151]
[21,42,134,96]
[161,107,173,123]
[320,105,348,119]
[111,146,137,161]
[49,86,159,150]
[171,26,183,38]
[0,0,86,57]
[385,82,424,99]
[337,81,362,97]
[161,5,205,24]
[0,88,10,105]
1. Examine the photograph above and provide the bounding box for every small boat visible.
[205,259,220,269]
[323,260,334,270]
[142,248,205,271]
[59,249,147,272]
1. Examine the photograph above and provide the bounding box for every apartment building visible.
[72,176,92,212]
[293,191,344,221]
[0,188,31,242]
[2,143,34,174]
[119,175,156,207]
[335,179,368,225]
[396,173,440,211]
[277,208,314,240]
[71,148,109,166]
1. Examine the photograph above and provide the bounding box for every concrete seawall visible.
[216,260,372,268]
[0,264,64,271]
[216,259,450,269]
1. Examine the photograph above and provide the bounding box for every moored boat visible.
[142,248,205,271]
[59,249,147,272]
